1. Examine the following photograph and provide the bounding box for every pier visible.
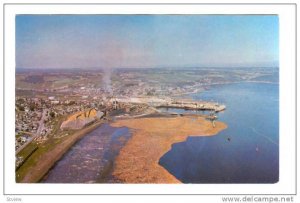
[114,97,226,112]
[156,100,226,112]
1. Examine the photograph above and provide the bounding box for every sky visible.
[16,15,279,69]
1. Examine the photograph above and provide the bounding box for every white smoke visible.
[99,32,124,95]
[103,68,112,94]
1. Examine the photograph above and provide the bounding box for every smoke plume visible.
[100,33,124,95]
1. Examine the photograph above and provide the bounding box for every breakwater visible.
[157,100,225,112]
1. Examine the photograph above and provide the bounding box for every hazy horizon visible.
[15,66,279,71]
[16,15,279,69]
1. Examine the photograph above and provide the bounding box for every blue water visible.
[159,82,279,183]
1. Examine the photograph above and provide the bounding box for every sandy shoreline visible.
[110,116,227,183]
[18,115,226,183]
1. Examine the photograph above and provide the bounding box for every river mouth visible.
[41,123,131,183]
[41,82,278,183]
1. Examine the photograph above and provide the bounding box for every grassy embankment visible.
[16,115,103,183]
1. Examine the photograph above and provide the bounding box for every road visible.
[16,109,47,155]
[36,109,47,136]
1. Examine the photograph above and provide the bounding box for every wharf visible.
[157,100,226,112]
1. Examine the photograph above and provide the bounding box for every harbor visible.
[114,97,226,113]
[156,100,226,112]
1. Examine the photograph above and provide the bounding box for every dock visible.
[114,97,226,112]
[156,100,226,112]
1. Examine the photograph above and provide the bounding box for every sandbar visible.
[110,116,227,183]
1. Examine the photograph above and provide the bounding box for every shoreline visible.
[170,81,278,98]
[110,116,227,183]
[18,114,226,183]
[19,120,104,183]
